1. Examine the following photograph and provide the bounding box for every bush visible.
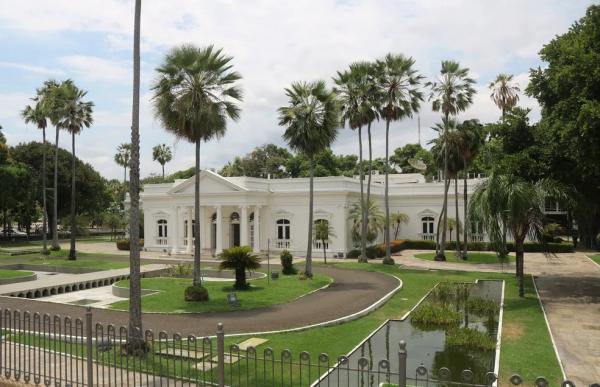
[168,263,192,277]
[280,250,297,275]
[347,249,360,259]
[411,302,461,326]
[467,297,500,317]
[446,327,495,351]
[184,285,209,302]
[116,239,144,251]
[365,245,379,259]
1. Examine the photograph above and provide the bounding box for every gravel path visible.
[0,265,399,337]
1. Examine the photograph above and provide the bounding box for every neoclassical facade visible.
[139,170,496,257]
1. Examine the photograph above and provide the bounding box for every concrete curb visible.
[0,273,37,285]
[532,274,567,381]
[584,254,600,269]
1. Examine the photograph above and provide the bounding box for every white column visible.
[216,205,223,253]
[171,206,179,254]
[253,205,260,252]
[186,207,193,253]
[240,206,248,247]
[198,205,205,251]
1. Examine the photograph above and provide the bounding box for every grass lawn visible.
[0,250,129,270]
[414,251,515,264]
[109,272,332,313]
[588,254,600,265]
[0,269,33,278]
[216,263,561,385]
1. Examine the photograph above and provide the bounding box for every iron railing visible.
[0,308,588,386]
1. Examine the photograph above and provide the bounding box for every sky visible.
[0,0,594,180]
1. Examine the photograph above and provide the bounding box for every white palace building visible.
[139,170,514,257]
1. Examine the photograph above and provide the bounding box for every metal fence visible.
[0,308,587,386]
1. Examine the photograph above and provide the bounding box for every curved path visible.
[0,265,399,337]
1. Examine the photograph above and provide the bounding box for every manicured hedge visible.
[116,239,144,251]
[346,239,573,258]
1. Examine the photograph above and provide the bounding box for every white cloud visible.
[0,61,64,76]
[59,55,130,82]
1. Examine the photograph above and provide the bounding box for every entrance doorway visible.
[230,212,240,247]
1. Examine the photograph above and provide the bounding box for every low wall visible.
[0,264,97,274]
[0,273,37,285]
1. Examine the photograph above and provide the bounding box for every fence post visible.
[217,323,225,387]
[398,340,407,387]
[85,307,93,387]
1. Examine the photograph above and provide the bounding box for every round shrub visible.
[347,249,360,259]
[116,239,144,251]
[184,285,209,302]
[280,250,297,275]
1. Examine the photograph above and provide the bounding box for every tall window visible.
[421,216,434,240]
[249,213,255,247]
[156,219,168,244]
[277,219,290,240]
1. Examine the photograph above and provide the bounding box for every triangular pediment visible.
[168,170,247,195]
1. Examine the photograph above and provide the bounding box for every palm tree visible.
[349,199,384,246]
[333,62,379,263]
[391,211,409,240]
[489,74,520,118]
[218,246,261,290]
[456,119,483,259]
[128,0,144,351]
[375,54,423,265]
[427,61,476,261]
[278,81,340,277]
[57,80,94,261]
[152,144,173,179]
[21,101,50,255]
[37,80,62,251]
[114,143,132,183]
[446,217,460,245]
[313,220,336,263]
[469,174,564,297]
[152,44,243,288]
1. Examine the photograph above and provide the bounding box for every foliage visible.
[489,74,520,117]
[184,285,209,302]
[167,263,193,277]
[410,302,461,327]
[390,143,436,178]
[218,246,261,290]
[280,250,297,275]
[152,144,172,178]
[116,239,144,251]
[467,297,500,317]
[114,143,131,181]
[446,327,495,351]
[349,199,384,245]
[220,144,291,178]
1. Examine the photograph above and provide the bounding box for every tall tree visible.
[278,80,340,277]
[21,101,50,255]
[391,211,409,240]
[152,144,172,179]
[349,199,384,247]
[376,54,423,264]
[527,5,600,249]
[427,61,476,261]
[152,44,243,289]
[57,80,94,260]
[469,174,565,297]
[38,80,62,250]
[313,219,336,263]
[489,74,520,118]
[333,62,378,263]
[128,0,144,350]
[114,143,132,183]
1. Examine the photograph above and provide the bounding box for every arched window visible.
[183,220,195,238]
[157,219,168,245]
[421,216,434,241]
[276,219,290,240]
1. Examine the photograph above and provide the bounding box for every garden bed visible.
[414,252,514,264]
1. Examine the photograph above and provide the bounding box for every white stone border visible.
[532,274,567,380]
[222,272,403,338]
[584,254,600,269]
[492,280,505,387]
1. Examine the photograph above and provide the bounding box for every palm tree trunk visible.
[41,128,48,255]
[454,175,460,255]
[394,220,399,240]
[68,132,77,260]
[462,159,468,260]
[51,127,60,250]
[358,126,367,263]
[162,164,165,180]
[123,166,127,184]
[516,238,525,297]
[127,0,143,350]
[361,122,374,263]
[305,157,314,277]
[439,115,450,260]
[193,139,202,286]
[383,119,392,264]
[323,240,326,264]
[435,178,450,261]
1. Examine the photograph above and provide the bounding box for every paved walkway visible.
[395,250,600,385]
[0,265,399,337]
